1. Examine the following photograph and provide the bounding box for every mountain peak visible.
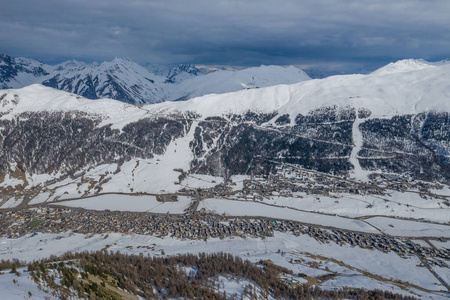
[1,54,311,104]
[371,58,450,75]
[112,57,133,64]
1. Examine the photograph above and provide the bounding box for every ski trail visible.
[350,115,371,182]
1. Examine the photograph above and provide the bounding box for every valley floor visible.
[1,159,450,299]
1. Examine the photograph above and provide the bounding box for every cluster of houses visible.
[371,173,445,195]
[0,207,448,268]
[184,164,449,209]
[234,166,388,201]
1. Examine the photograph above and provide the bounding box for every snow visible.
[2,55,312,104]
[54,194,192,213]
[154,63,450,121]
[0,267,65,300]
[0,174,24,188]
[165,65,311,101]
[256,192,450,223]
[430,186,450,197]
[198,198,380,233]
[2,58,450,299]
[214,275,264,299]
[0,84,150,130]
[0,232,445,298]
[3,61,450,128]
[371,58,450,75]
[349,115,370,182]
[28,193,52,205]
[139,62,450,120]
[3,72,450,222]
[229,175,250,191]
[0,197,22,209]
[386,191,446,209]
[431,266,450,288]
[320,275,434,299]
[429,240,450,251]
[412,239,433,248]
[181,174,223,189]
[99,121,197,194]
[365,217,450,238]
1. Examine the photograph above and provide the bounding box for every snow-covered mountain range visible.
[0,54,310,104]
[1,58,450,207]
[1,58,450,300]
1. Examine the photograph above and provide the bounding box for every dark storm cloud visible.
[1,0,449,71]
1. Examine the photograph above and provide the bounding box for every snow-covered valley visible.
[1,58,450,298]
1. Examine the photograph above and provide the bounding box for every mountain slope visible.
[0,54,51,89]
[371,58,450,75]
[166,65,311,101]
[41,58,169,104]
[1,63,449,205]
[0,54,311,104]
[155,62,450,118]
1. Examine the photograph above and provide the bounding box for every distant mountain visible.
[166,65,311,101]
[0,54,311,104]
[41,57,169,104]
[1,61,449,202]
[0,54,51,88]
[146,63,214,83]
[371,58,450,75]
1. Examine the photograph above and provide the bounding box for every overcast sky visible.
[1,0,449,73]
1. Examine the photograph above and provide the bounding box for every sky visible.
[1,0,449,73]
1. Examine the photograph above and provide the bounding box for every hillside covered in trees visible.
[1,251,418,300]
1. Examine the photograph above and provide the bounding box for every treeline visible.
[0,258,23,271]
[3,252,417,300]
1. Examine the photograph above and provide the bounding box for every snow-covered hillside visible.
[1,60,450,215]
[3,60,448,122]
[155,62,450,118]
[166,65,311,100]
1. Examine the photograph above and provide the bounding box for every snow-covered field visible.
[430,240,450,251]
[255,192,449,223]
[365,217,450,238]
[198,198,380,233]
[0,232,447,299]
[0,197,22,209]
[198,198,450,238]
[54,194,192,213]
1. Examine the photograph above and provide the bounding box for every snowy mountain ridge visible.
[3,61,450,121]
[371,58,450,75]
[0,54,311,104]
